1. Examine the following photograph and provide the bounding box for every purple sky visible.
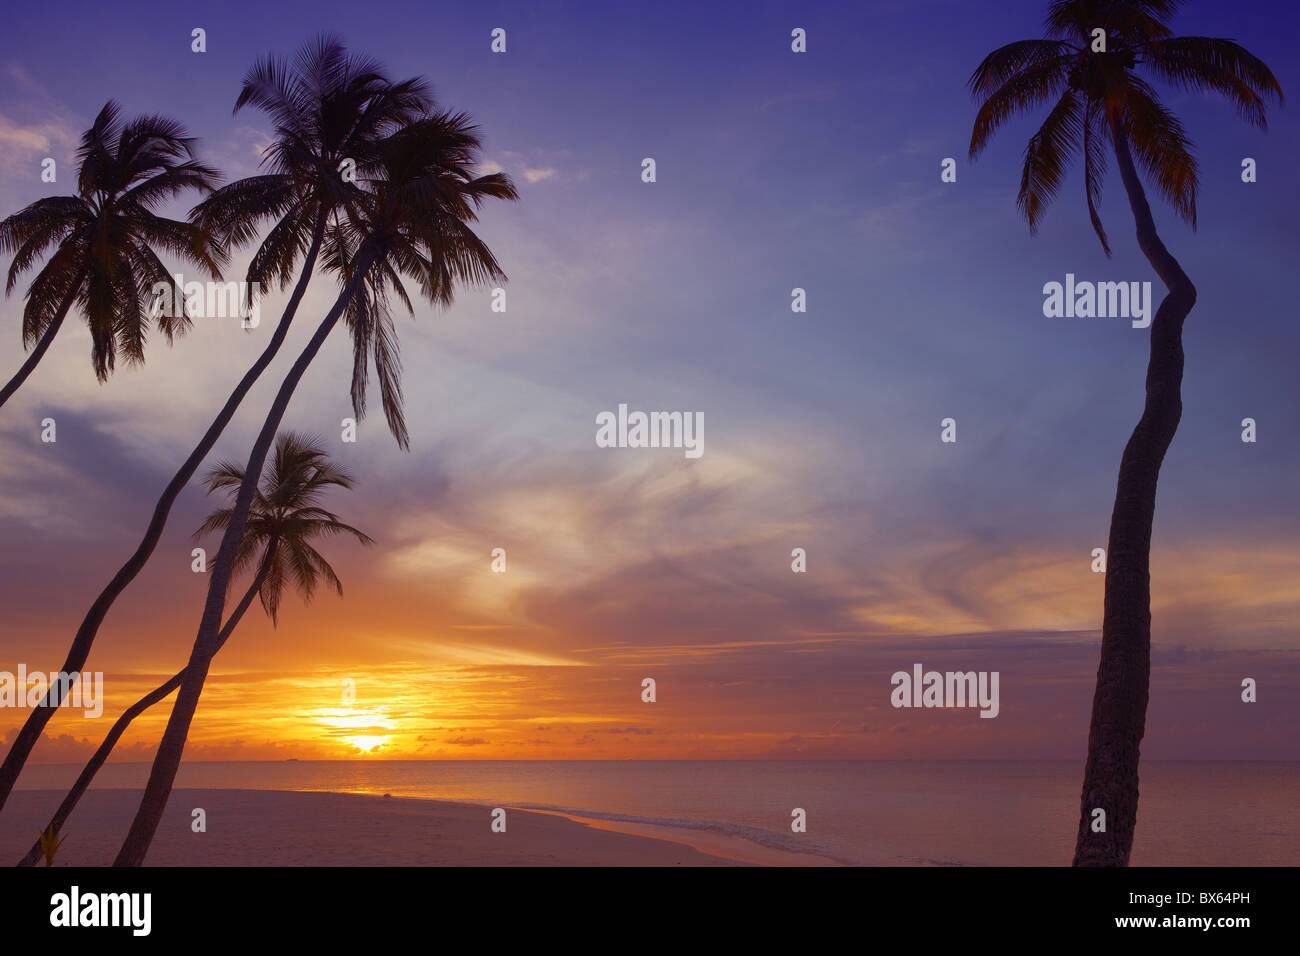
[0,0,1297,761]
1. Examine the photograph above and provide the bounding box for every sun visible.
[344,735,389,753]
[314,707,394,755]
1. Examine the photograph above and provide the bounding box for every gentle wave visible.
[505,801,869,866]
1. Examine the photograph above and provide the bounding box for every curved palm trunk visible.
[16,566,267,867]
[0,213,327,815]
[114,249,378,866]
[1073,122,1196,866]
[0,277,83,410]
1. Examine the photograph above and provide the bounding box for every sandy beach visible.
[0,789,840,866]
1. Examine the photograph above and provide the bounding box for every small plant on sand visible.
[38,825,67,866]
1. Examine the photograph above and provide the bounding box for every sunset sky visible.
[1,0,1298,764]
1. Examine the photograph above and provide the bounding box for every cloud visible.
[0,407,173,537]
[0,65,80,166]
[7,64,48,95]
[0,725,156,763]
[0,113,76,159]
[478,151,561,185]
[598,726,655,735]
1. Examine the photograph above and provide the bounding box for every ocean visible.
[16,760,1296,866]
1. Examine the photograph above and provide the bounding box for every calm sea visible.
[16,760,1296,866]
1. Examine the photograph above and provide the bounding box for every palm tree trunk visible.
[113,249,379,866]
[0,277,82,410]
[1072,120,1196,866]
[0,212,327,815]
[16,566,267,867]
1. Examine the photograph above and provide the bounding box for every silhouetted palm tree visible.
[17,432,370,866]
[0,37,428,814]
[0,101,222,407]
[114,111,516,866]
[968,0,1281,865]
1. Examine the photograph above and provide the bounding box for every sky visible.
[0,0,1298,763]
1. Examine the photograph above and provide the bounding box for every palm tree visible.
[0,37,429,814]
[0,101,223,407]
[114,112,517,866]
[17,432,370,866]
[967,0,1281,865]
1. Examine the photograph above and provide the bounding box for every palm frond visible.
[1121,78,1199,228]
[1143,36,1283,128]
[969,39,1074,96]
[1082,100,1112,256]
[970,58,1072,159]
[1018,89,1085,234]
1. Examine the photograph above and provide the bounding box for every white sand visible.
[1,789,839,866]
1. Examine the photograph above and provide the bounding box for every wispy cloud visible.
[480,150,563,185]
[0,113,75,161]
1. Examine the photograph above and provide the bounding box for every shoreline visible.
[507,806,845,867]
[0,788,839,867]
